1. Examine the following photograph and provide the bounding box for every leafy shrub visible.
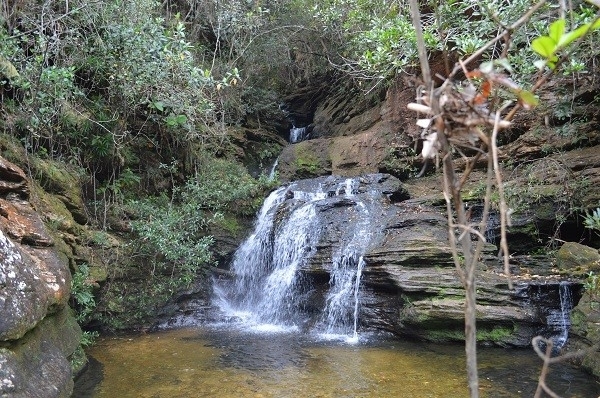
[128,154,275,285]
[70,263,96,324]
[584,208,600,234]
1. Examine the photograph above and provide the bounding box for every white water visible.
[268,157,279,180]
[547,281,574,348]
[290,126,307,143]
[214,177,379,342]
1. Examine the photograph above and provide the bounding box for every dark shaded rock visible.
[569,288,600,379]
[0,307,81,398]
[0,157,29,199]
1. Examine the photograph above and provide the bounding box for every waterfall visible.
[546,281,574,348]
[290,126,307,143]
[268,157,279,180]
[319,187,371,342]
[556,281,573,347]
[214,176,381,342]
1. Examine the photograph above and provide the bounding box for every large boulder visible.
[556,242,600,273]
[569,287,600,379]
[0,307,81,398]
[0,156,81,397]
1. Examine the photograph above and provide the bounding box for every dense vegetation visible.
[2,0,600,335]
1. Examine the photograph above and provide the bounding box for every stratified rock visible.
[0,156,80,397]
[556,242,600,273]
[0,157,29,198]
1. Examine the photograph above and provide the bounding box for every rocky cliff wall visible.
[0,157,81,397]
[274,74,600,376]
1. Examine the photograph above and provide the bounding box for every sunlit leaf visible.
[558,24,589,48]
[533,60,547,70]
[548,19,565,43]
[518,90,539,108]
[531,36,556,58]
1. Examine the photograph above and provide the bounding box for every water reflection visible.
[75,327,600,398]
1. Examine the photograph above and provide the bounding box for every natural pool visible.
[73,327,600,398]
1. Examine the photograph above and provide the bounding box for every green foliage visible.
[126,154,273,292]
[70,263,96,324]
[129,192,215,282]
[190,155,275,213]
[310,0,600,88]
[584,208,600,234]
[532,18,600,70]
[584,271,599,294]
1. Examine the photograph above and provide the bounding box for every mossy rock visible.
[0,133,27,167]
[277,139,332,181]
[30,158,88,224]
[0,57,19,81]
[0,307,81,398]
[556,242,600,274]
[570,289,600,379]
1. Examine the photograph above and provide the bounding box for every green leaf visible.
[531,36,556,58]
[548,19,565,43]
[558,24,589,48]
[518,90,539,107]
[153,101,164,112]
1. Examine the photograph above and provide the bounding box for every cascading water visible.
[546,281,574,348]
[214,176,382,342]
[556,281,574,347]
[268,157,279,180]
[290,126,307,143]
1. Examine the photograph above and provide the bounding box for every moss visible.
[295,153,321,175]
[69,344,88,375]
[425,329,465,343]
[424,324,515,344]
[217,214,243,236]
[0,133,27,167]
[476,325,514,343]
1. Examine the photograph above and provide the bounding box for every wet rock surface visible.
[250,173,580,347]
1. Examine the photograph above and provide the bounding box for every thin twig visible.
[492,103,514,289]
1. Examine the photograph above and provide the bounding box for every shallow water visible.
[75,327,600,398]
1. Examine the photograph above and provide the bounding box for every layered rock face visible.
[258,174,579,347]
[274,75,600,358]
[0,157,80,398]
